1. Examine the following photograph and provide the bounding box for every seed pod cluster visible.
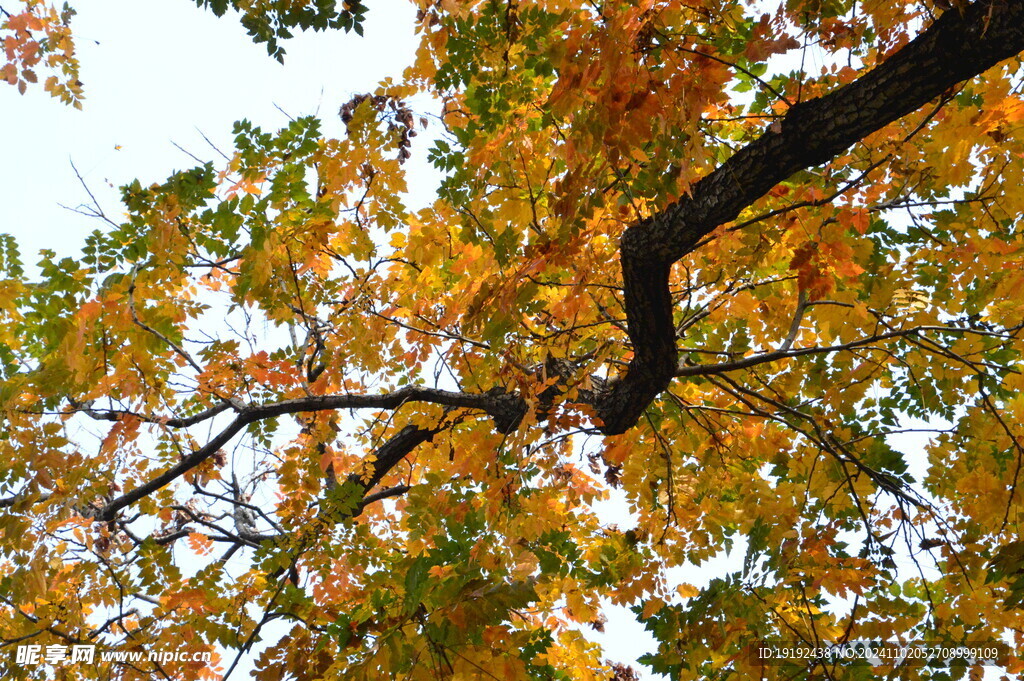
[339,93,417,163]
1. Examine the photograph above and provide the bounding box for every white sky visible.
[0,0,430,267]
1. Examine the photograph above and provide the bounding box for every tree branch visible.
[73,385,525,434]
[594,0,1024,434]
[673,323,991,378]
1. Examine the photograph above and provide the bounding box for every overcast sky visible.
[0,0,430,267]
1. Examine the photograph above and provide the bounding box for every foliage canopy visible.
[4,0,1024,679]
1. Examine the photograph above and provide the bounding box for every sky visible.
[1,0,432,268]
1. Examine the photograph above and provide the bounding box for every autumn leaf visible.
[3,1,1024,679]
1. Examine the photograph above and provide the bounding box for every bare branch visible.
[674,323,988,378]
[127,266,204,375]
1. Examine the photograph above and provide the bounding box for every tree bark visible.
[594,0,1024,434]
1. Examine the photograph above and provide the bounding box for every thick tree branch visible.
[96,416,249,522]
[74,386,525,433]
[93,396,458,522]
[251,425,438,585]
[88,385,523,521]
[359,484,412,507]
[243,386,525,433]
[0,491,52,509]
[344,424,438,496]
[594,0,1024,434]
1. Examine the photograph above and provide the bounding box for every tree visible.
[2,0,1024,678]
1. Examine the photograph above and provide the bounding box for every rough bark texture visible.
[348,424,439,492]
[593,0,1024,434]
